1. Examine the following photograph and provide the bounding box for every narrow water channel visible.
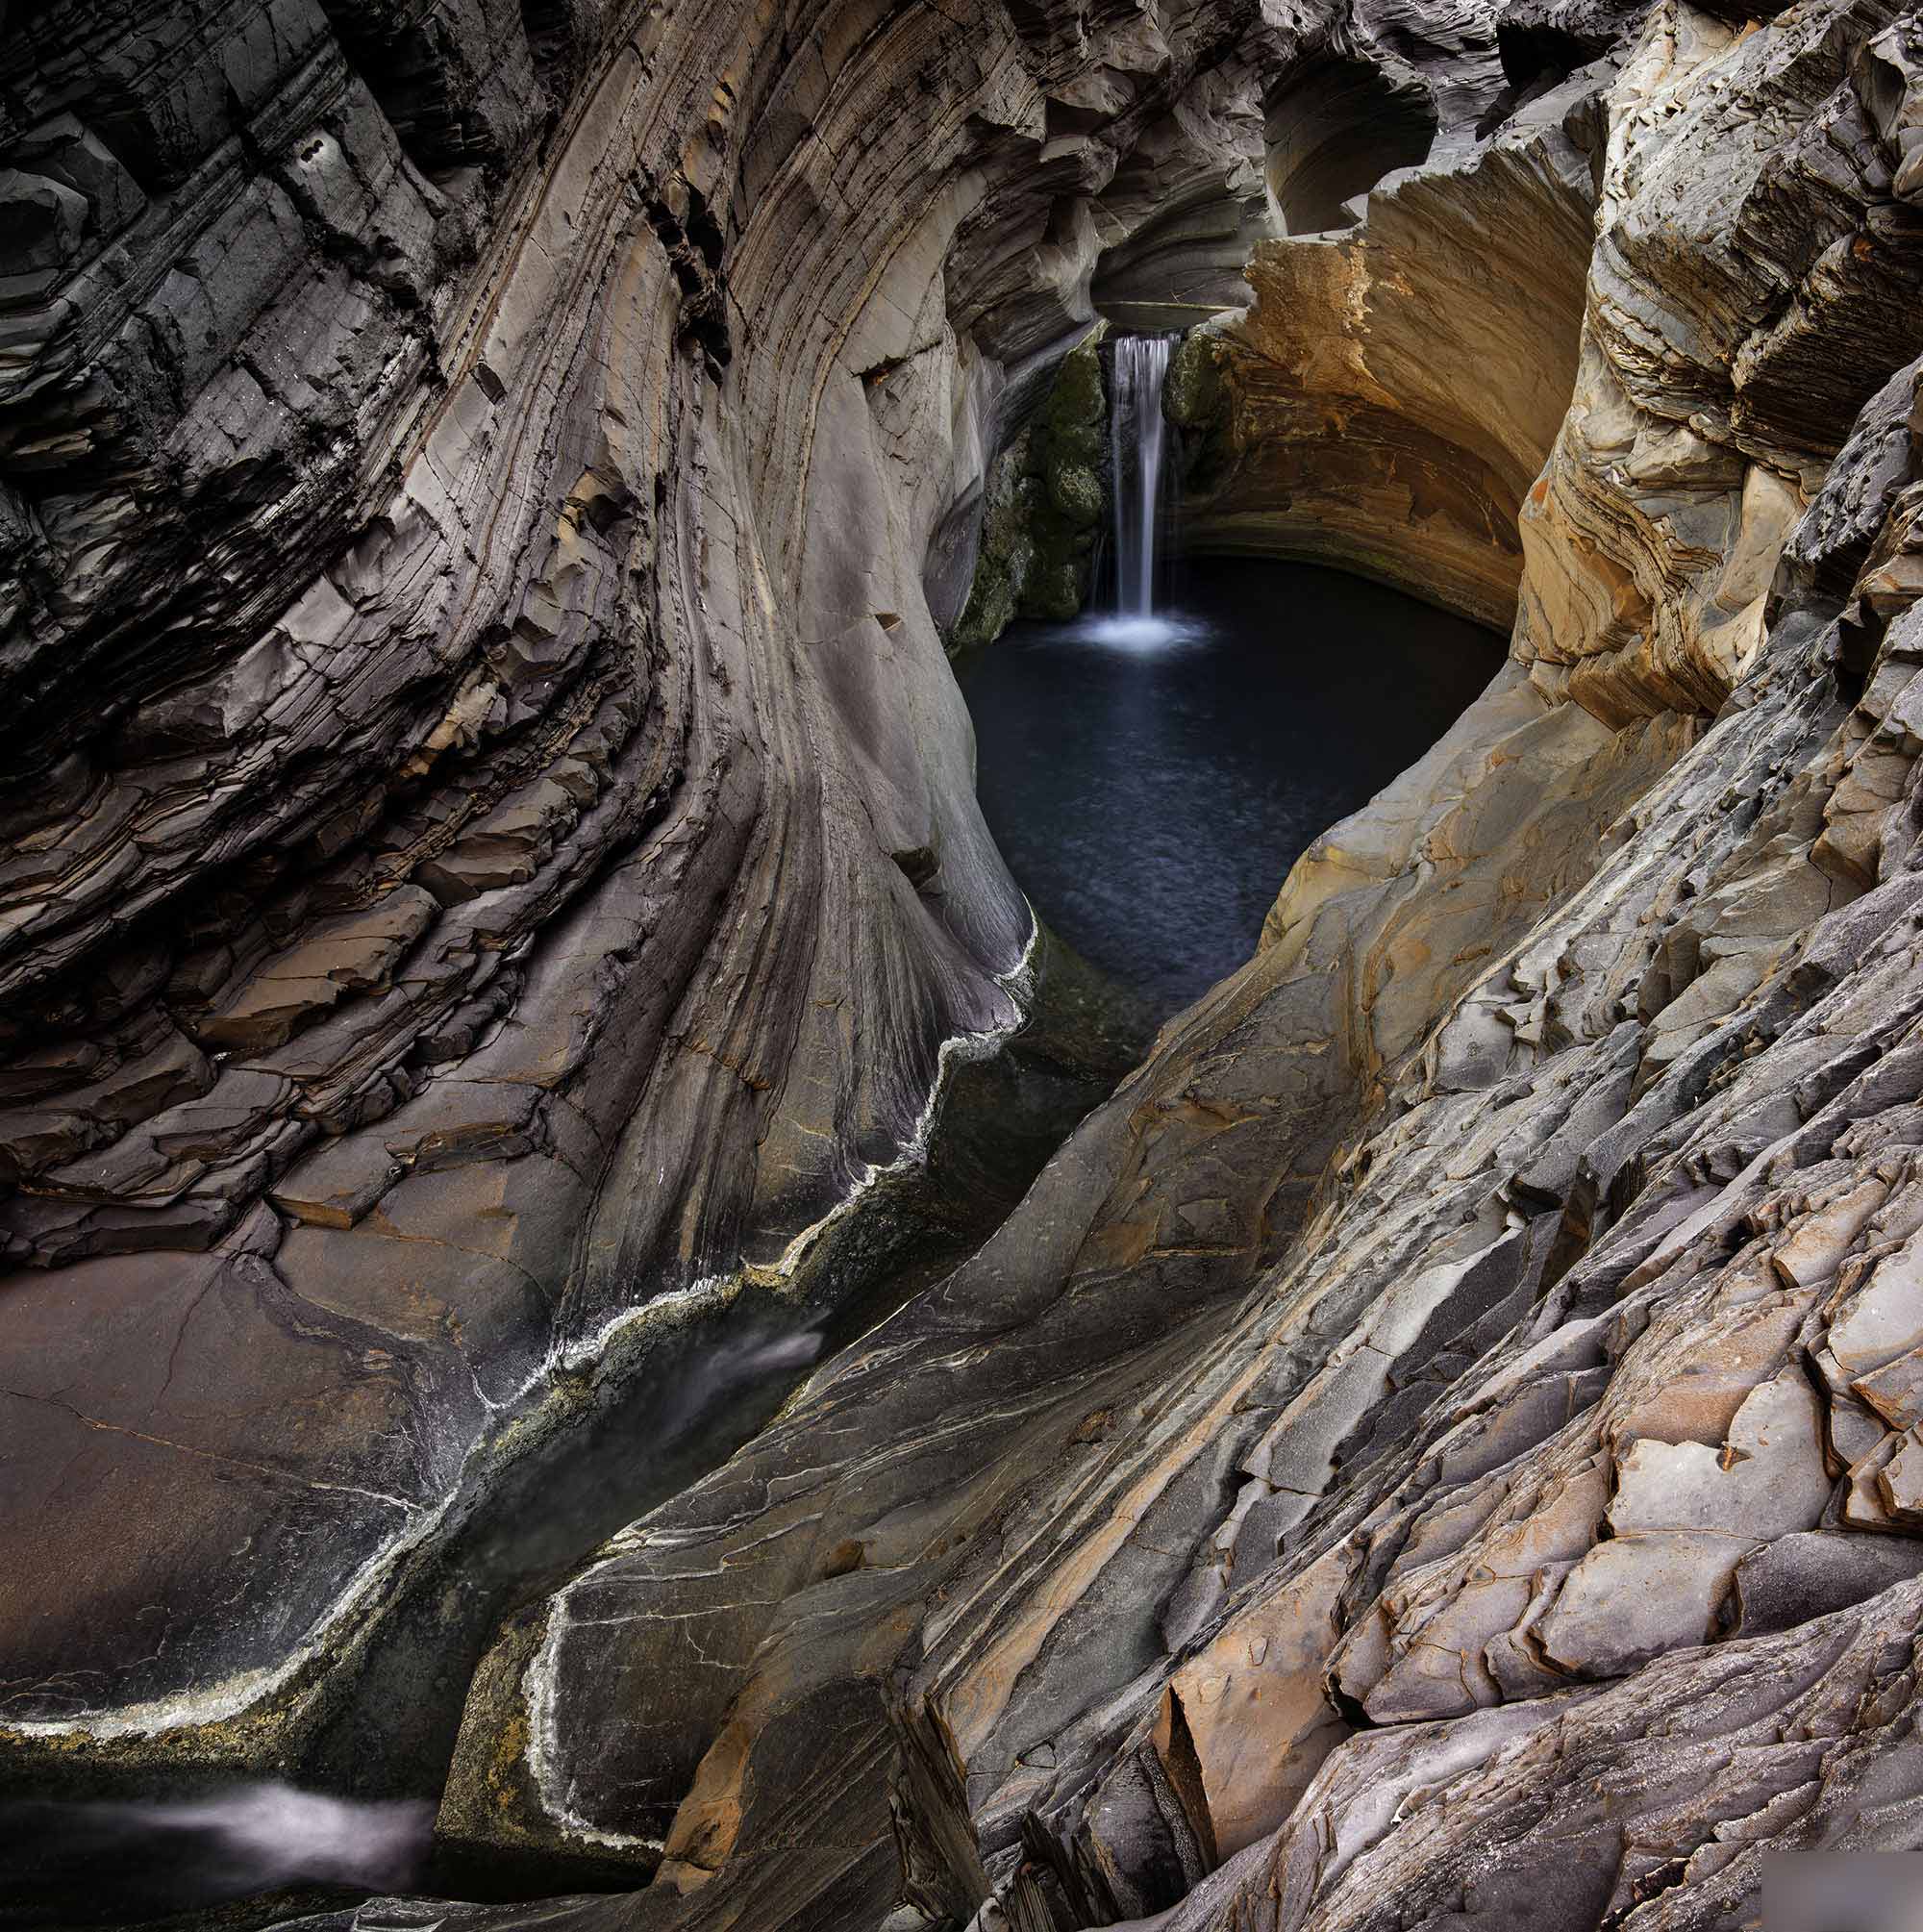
[959,558,1507,1016]
[0,933,1147,1929]
[12,436,1498,1932]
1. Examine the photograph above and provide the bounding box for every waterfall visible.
[1109,334,1174,621]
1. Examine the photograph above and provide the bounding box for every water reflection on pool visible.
[959,557,1506,1016]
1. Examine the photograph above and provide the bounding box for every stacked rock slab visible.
[0,0,1277,1772]
[361,3,1923,1930]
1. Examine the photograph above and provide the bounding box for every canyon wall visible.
[0,0,1268,1776]
[1166,32,1606,628]
[5,1,1923,1930]
[356,2,1923,1929]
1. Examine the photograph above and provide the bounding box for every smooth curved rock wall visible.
[1168,35,1604,631]
[1263,48,1437,234]
[0,0,1273,1770]
[345,6,1923,1930]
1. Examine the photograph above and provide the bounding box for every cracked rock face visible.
[10,0,1923,1930]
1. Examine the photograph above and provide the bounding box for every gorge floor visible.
[0,927,1149,1931]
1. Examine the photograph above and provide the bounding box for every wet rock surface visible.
[949,330,1112,648]
[9,0,1923,1930]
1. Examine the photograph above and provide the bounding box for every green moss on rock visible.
[1163,327,1224,429]
[946,326,1114,650]
[1047,460,1104,529]
[1163,319,1233,495]
[950,435,1039,652]
[1024,552,1085,621]
[1042,332,1108,468]
[1015,327,1109,622]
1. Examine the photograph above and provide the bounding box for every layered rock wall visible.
[0,0,1275,1773]
[366,5,1923,1930]
[1169,46,1604,629]
[12,2,1923,1931]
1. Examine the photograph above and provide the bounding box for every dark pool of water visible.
[959,557,1505,1016]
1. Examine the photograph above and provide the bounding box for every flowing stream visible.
[0,941,1145,1929]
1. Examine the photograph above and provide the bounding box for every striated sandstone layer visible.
[9,0,1923,1930]
[289,3,1923,1929]
[0,0,1271,1781]
[1166,45,1606,630]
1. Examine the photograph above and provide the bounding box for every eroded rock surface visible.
[299,3,1923,1928]
[10,0,1923,1930]
[1168,41,1605,628]
[0,0,1269,1775]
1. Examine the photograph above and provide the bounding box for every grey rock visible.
[8,5,1923,1932]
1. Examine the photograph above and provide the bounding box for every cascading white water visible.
[1109,334,1174,621]
[1086,334,1191,650]
[4,1783,436,1915]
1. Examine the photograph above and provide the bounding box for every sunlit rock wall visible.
[400,6,1923,1931]
[1169,22,1606,631]
[1517,0,1923,722]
